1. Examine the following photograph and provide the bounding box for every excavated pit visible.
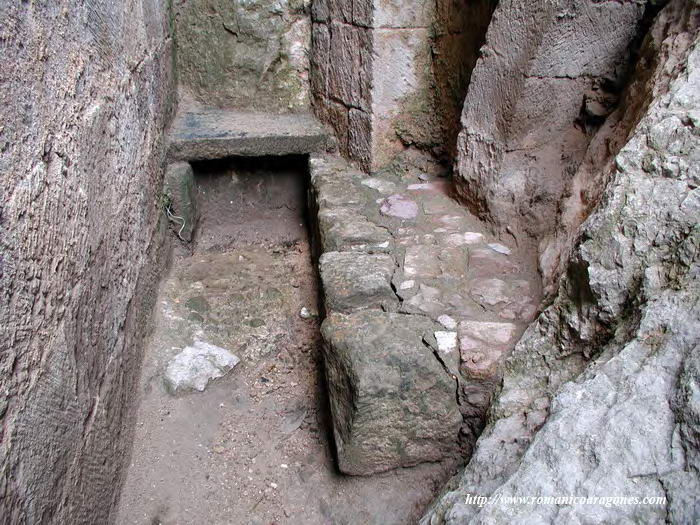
[116,156,460,524]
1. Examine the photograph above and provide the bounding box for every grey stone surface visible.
[174,0,311,111]
[321,311,462,475]
[168,109,330,161]
[164,341,240,394]
[422,3,700,522]
[379,194,419,219]
[320,252,397,313]
[317,207,393,253]
[0,2,174,523]
[163,162,197,242]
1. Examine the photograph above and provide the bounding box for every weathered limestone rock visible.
[458,321,517,380]
[453,0,648,288]
[422,2,700,522]
[321,311,462,475]
[317,207,393,253]
[163,162,197,241]
[379,194,419,219]
[319,252,397,312]
[164,341,240,394]
[174,0,311,111]
[0,2,174,522]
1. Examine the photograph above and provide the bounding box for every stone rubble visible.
[309,153,541,474]
[163,341,240,395]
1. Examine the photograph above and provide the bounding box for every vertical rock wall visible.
[0,2,174,523]
[423,1,700,522]
[453,0,650,289]
[174,0,312,111]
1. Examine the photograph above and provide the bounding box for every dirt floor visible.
[115,157,460,525]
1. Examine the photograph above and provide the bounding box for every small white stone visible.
[280,464,289,469]
[488,242,511,255]
[163,341,240,394]
[300,307,314,319]
[464,232,484,244]
[438,315,457,330]
[374,241,390,248]
[435,331,458,353]
[407,183,432,190]
[270,482,278,489]
[400,280,415,290]
[361,178,396,194]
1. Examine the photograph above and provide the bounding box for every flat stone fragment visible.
[321,311,462,475]
[488,242,512,255]
[380,194,419,219]
[404,245,441,278]
[435,331,458,353]
[317,207,392,253]
[168,110,330,161]
[361,177,397,194]
[164,341,240,394]
[458,321,517,379]
[319,252,397,313]
[402,284,444,317]
[438,315,457,330]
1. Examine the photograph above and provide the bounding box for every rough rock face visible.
[423,2,700,522]
[453,0,649,289]
[174,0,311,111]
[322,311,462,475]
[0,2,174,523]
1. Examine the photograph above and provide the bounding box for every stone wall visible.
[174,0,312,111]
[423,1,700,522]
[311,0,492,172]
[310,0,373,168]
[0,2,174,523]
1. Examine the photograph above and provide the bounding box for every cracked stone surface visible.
[309,153,542,474]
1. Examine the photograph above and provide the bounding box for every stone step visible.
[168,109,330,161]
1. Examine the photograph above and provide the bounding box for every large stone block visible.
[319,252,397,312]
[348,108,372,170]
[317,207,393,253]
[310,23,330,100]
[453,0,646,253]
[321,311,462,475]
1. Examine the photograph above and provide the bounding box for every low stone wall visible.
[0,2,175,522]
[308,153,541,474]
